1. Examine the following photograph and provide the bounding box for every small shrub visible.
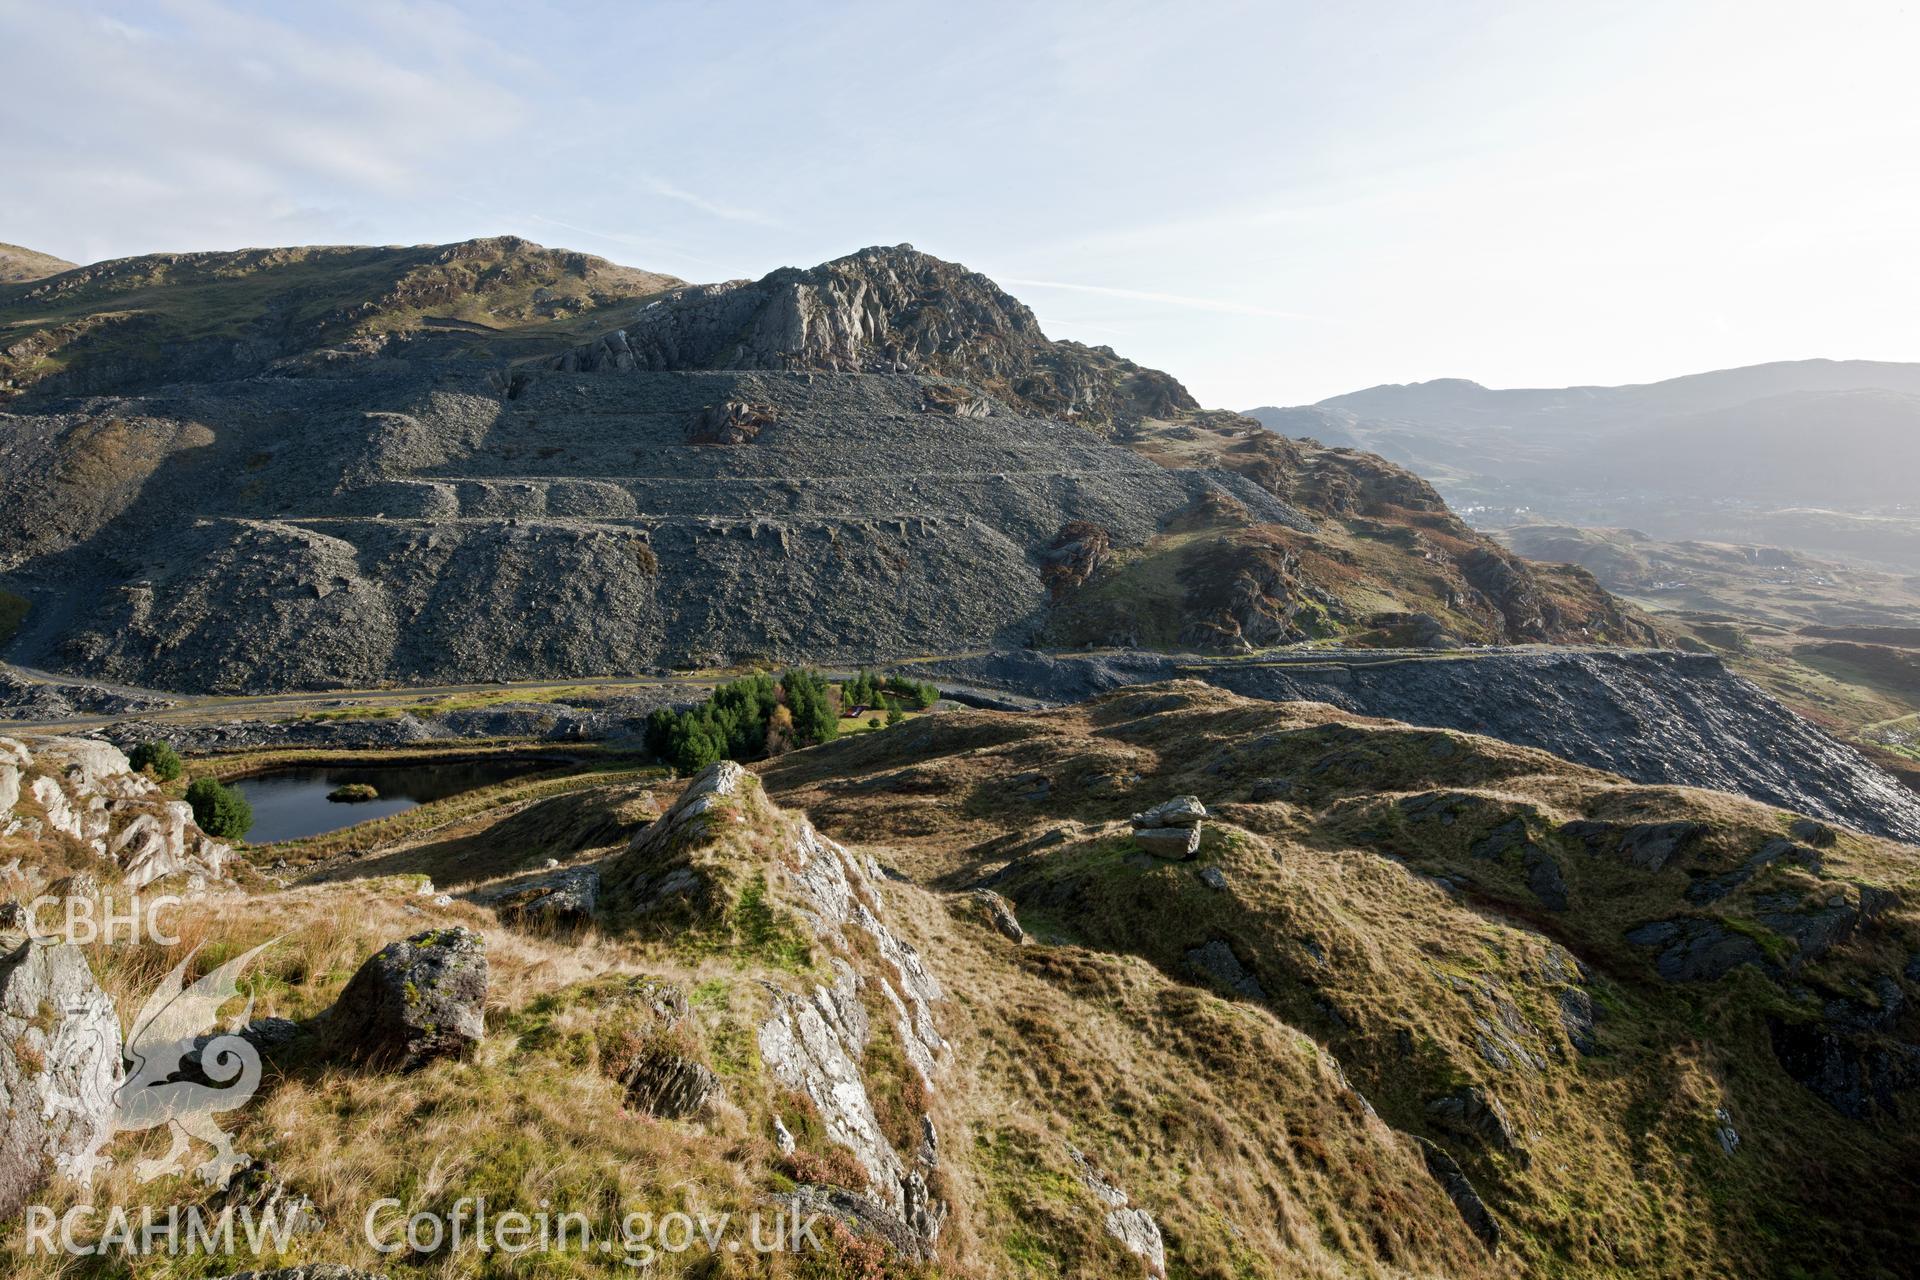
[186,777,253,840]
[779,1145,869,1193]
[128,740,182,782]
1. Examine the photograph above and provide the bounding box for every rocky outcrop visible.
[493,867,599,930]
[325,927,488,1071]
[0,939,124,1218]
[1186,938,1267,999]
[1426,1085,1527,1164]
[1068,1145,1167,1276]
[965,888,1027,943]
[1413,1136,1501,1250]
[1559,820,1707,872]
[548,244,1197,430]
[4,735,230,887]
[1768,981,1920,1118]
[620,1046,718,1119]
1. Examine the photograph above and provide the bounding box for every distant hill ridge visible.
[1245,358,1920,514]
[0,242,76,284]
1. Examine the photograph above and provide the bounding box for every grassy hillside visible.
[8,682,1907,1277]
[0,236,681,397]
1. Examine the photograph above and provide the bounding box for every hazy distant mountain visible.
[1588,387,1920,503]
[1316,359,1920,436]
[1248,359,1920,563]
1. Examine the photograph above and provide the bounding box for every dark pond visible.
[230,757,560,844]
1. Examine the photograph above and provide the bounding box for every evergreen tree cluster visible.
[644,669,841,774]
[843,670,939,716]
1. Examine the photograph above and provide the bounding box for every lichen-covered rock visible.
[758,961,903,1207]
[0,940,124,1217]
[1068,1145,1166,1277]
[325,927,488,1071]
[1130,795,1207,829]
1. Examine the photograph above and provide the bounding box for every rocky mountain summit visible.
[0,238,1646,692]
[550,244,1196,430]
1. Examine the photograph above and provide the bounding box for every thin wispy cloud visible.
[1002,278,1311,321]
[642,176,779,227]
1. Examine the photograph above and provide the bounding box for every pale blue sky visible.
[4,0,1918,405]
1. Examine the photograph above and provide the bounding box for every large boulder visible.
[325,927,488,1071]
[494,867,599,930]
[0,940,125,1217]
[1131,794,1206,859]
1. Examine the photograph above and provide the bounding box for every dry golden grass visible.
[10,681,1917,1278]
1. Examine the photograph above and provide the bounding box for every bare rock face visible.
[325,927,488,1071]
[603,761,953,1255]
[550,244,1197,430]
[5,735,230,887]
[0,940,125,1218]
[1068,1145,1167,1277]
